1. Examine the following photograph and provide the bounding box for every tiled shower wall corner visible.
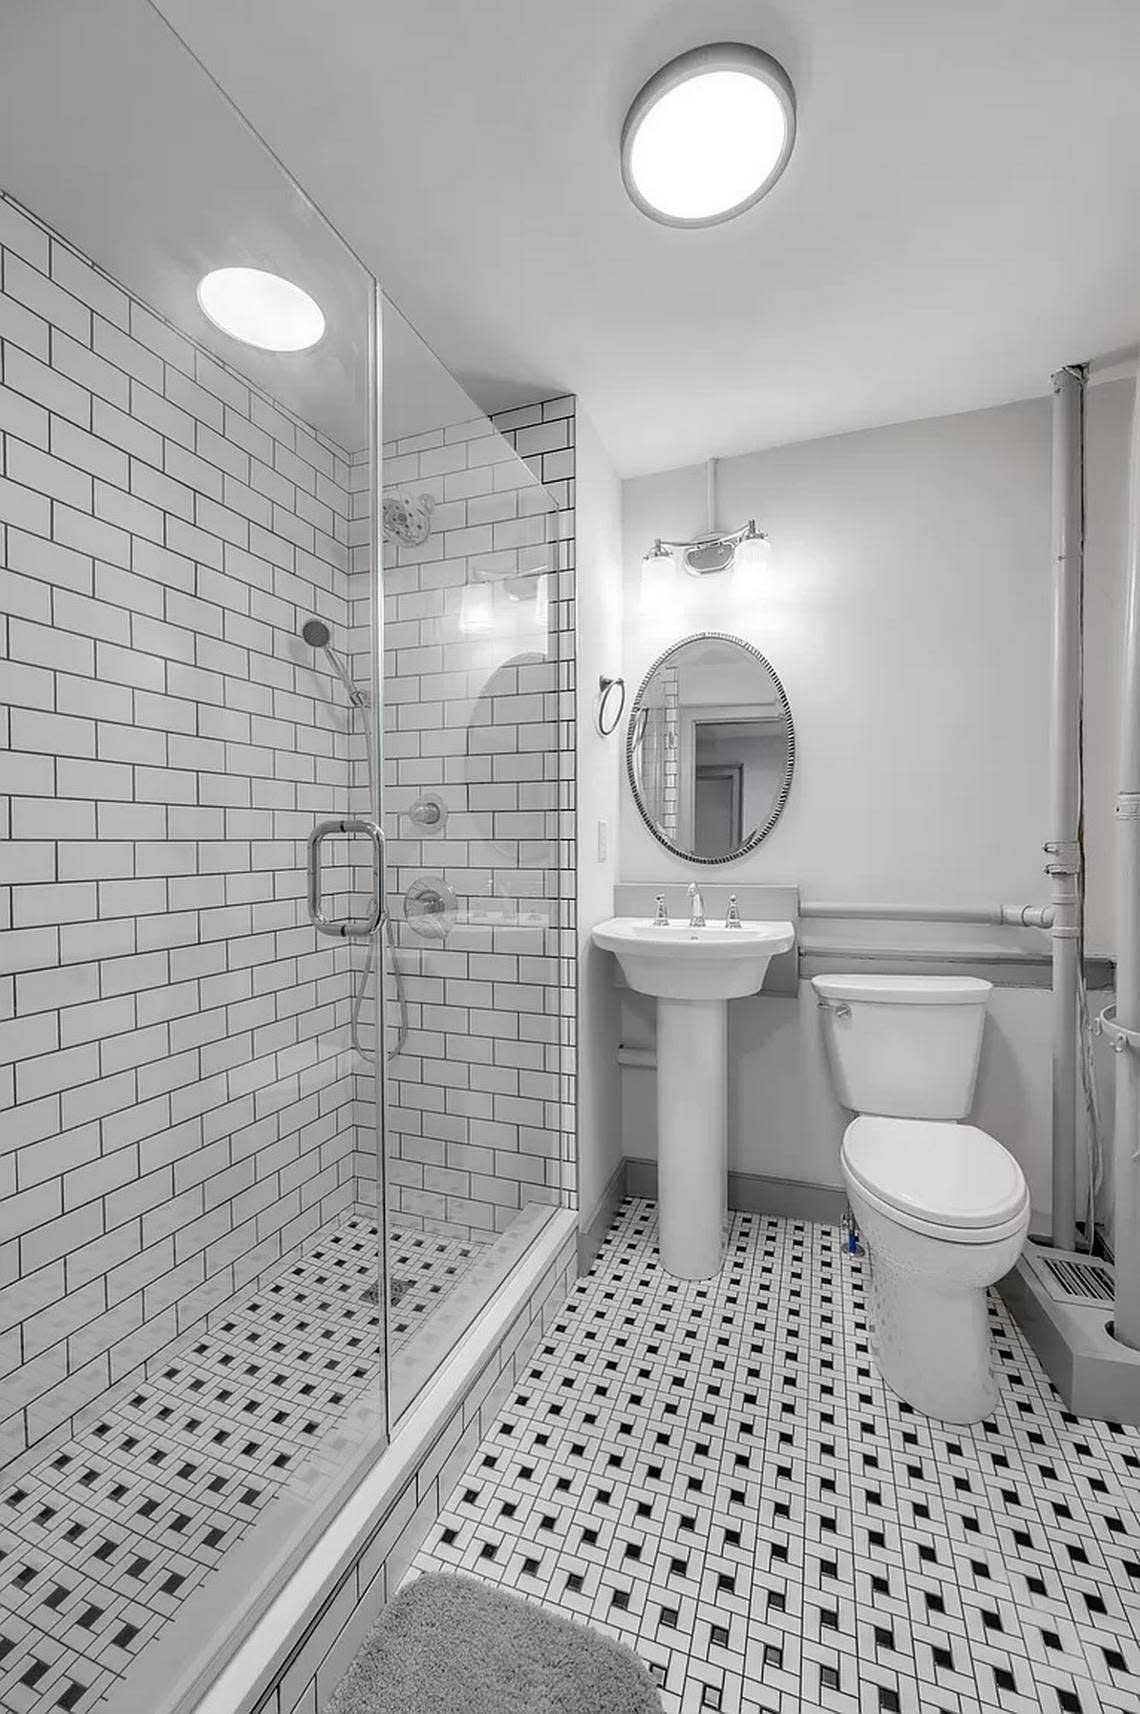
[494,402,576,1230]
[0,191,372,1464]
[350,399,577,1240]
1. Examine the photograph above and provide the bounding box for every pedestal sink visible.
[593,916,795,1279]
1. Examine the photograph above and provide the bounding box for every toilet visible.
[813,973,1030,1424]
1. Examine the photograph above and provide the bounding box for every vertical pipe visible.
[1114,374,1140,1349]
[1048,366,1084,1252]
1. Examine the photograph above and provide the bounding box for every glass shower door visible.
[377,304,572,1415]
[0,4,388,1710]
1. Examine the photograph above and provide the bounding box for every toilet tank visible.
[813,974,992,1119]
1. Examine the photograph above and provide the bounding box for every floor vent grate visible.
[1028,1248,1114,1307]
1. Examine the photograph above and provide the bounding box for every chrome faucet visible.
[653,894,669,926]
[725,895,742,928]
[688,881,706,928]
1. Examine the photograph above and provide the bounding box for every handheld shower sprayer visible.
[300,618,368,709]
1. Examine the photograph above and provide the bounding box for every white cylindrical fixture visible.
[1048,365,1084,1252]
[1113,372,1140,1349]
[801,901,1054,928]
[656,997,727,1278]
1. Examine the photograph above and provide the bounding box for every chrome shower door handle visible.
[307,817,387,938]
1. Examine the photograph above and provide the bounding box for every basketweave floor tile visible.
[0,1208,484,1713]
[412,1199,1140,1714]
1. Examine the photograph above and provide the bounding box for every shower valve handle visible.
[307,817,386,938]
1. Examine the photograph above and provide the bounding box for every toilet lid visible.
[842,1116,1028,1230]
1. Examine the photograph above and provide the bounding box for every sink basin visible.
[592,914,796,1281]
[592,917,795,1000]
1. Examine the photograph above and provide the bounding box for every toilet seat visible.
[842,1116,1029,1244]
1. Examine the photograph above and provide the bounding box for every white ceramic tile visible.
[414,1199,1140,1714]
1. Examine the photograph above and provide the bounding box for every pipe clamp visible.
[1094,1004,1140,1055]
[1043,839,1081,877]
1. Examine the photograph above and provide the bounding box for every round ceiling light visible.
[196,267,325,352]
[621,43,796,227]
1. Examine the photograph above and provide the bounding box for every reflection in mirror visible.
[627,634,794,863]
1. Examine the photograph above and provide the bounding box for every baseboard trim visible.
[578,1159,628,1271]
[624,1158,847,1225]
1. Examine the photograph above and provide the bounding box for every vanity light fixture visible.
[197,267,325,352]
[459,530,556,636]
[642,456,770,594]
[621,43,796,227]
[642,518,770,581]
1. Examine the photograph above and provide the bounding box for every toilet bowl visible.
[841,1116,1030,1422]
[814,973,1030,1424]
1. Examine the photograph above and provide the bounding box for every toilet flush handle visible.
[817,998,851,1020]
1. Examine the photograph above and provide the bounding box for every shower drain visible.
[361,1277,413,1307]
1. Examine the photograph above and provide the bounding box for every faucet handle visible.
[653,894,669,926]
[725,895,742,928]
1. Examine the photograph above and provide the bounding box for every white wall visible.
[574,410,624,1230]
[616,386,1132,1229]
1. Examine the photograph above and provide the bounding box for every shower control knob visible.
[408,793,447,832]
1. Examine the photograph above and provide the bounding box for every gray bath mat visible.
[326,1572,663,1714]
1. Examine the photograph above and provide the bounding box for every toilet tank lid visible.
[812,974,993,1006]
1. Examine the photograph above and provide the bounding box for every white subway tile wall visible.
[0,192,373,1464]
[345,399,577,1243]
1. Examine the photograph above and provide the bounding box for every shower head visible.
[299,617,368,710]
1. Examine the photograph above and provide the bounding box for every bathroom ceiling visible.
[151,0,1140,475]
[20,1,1140,476]
[0,0,493,453]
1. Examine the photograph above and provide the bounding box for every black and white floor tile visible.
[0,1213,485,1714]
[413,1199,1140,1714]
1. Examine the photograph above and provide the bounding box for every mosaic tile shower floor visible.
[0,1214,485,1714]
[413,1199,1140,1714]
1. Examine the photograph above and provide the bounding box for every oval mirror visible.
[627,633,794,863]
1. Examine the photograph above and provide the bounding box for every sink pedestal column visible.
[656,998,727,1279]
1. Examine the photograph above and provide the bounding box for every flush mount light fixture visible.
[621,42,795,226]
[196,267,325,352]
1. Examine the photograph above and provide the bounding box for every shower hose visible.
[350,922,409,1064]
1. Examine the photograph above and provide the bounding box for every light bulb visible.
[640,543,673,615]
[733,527,771,573]
[459,582,493,635]
[531,577,549,634]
